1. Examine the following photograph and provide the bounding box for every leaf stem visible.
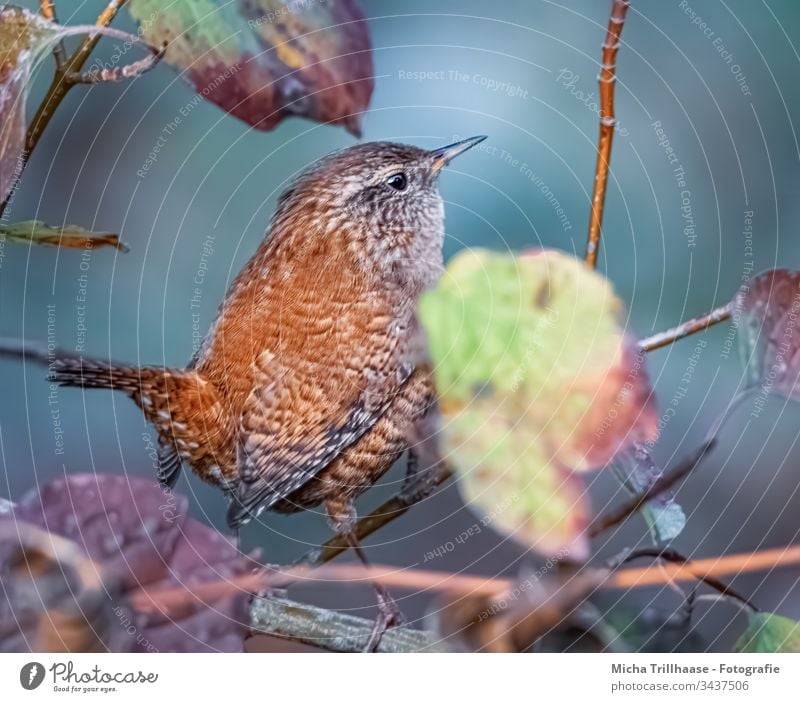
[588,439,715,537]
[639,303,733,353]
[585,0,630,268]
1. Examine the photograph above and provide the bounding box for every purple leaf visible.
[130,0,374,135]
[736,269,800,401]
[0,473,262,652]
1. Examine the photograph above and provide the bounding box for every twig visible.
[0,0,136,219]
[616,548,758,611]
[639,303,733,352]
[65,49,163,85]
[585,0,630,268]
[38,0,67,68]
[26,0,131,159]
[588,439,716,537]
[0,336,86,366]
[249,596,445,653]
[297,462,454,566]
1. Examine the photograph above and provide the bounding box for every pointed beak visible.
[430,135,488,172]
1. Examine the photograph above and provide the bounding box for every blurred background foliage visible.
[2,0,800,650]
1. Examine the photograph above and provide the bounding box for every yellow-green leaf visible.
[420,248,658,557]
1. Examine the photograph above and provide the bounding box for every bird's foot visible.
[399,464,445,505]
[363,585,406,652]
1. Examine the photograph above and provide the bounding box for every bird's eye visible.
[385,172,408,191]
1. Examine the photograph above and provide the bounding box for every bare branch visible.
[65,46,164,85]
[615,548,758,611]
[588,439,716,537]
[297,462,454,566]
[585,0,630,268]
[639,303,732,353]
[249,596,445,653]
[38,0,67,68]
[0,0,149,219]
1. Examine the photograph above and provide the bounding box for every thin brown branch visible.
[639,303,732,352]
[38,0,67,68]
[26,0,131,157]
[616,548,758,611]
[297,462,454,566]
[585,0,630,268]
[588,439,716,537]
[0,0,134,220]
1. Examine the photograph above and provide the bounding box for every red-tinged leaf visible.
[420,249,659,558]
[0,473,263,652]
[736,269,800,401]
[130,0,373,135]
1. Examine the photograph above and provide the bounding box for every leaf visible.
[611,443,686,542]
[130,0,373,135]
[0,6,153,203]
[0,473,263,652]
[419,248,658,558]
[736,269,800,401]
[735,613,800,653]
[1,220,128,251]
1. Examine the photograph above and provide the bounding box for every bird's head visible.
[270,136,486,292]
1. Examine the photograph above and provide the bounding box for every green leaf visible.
[735,613,800,653]
[419,249,659,557]
[1,220,128,251]
[130,0,374,135]
[612,444,686,542]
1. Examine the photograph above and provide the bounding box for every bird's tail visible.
[0,336,145,395]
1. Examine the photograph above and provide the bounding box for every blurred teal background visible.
[2,1,800,650]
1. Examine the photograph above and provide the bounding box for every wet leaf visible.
[611,443,686,542]
[0,473,263,652]
[419,249,658,558]
[736,269,800,401]
[130,0,373,135]
[735,613,800,653]
[1,220,128,251]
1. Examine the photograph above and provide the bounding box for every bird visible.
[30,135,486,649]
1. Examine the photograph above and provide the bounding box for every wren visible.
[48,136,486,649]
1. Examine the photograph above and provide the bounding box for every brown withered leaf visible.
[1,220,128,251]
[130,0,373,135]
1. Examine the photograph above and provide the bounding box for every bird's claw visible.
[363,586,406,652]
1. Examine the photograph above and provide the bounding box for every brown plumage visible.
[47,136,486,648]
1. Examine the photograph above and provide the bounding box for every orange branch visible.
[585,0,630,268]
[131,544,800,616]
